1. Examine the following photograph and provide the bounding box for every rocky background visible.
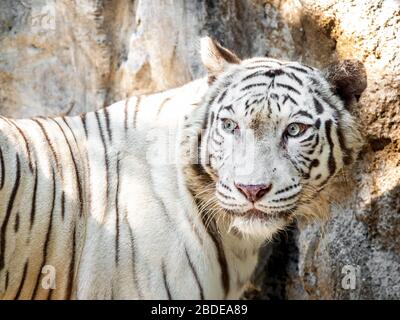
[0,0,399,299]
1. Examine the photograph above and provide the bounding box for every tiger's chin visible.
[225,208,293,240]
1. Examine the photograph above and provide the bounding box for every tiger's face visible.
[188,38,365,239]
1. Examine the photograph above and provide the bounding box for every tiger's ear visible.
[200,37,241,84]
[324,60,367,108]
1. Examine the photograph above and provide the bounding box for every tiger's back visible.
[0,113,86,299]
[0,78,215,299]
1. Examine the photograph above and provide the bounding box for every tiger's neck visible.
[181,160,265,298]
[198,201,265,298]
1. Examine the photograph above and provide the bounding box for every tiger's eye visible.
[222,119,238,133]
[286,123,308,137]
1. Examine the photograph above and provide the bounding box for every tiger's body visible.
[0,38,366,299]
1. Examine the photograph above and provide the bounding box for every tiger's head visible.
[183,37,366,239]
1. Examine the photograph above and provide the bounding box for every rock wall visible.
[1,0,399,299]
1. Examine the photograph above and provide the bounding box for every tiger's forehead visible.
[211,57,337,124]
[215,63,315,111]
[232,58,320,93]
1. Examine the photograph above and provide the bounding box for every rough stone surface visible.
[0,0,399,299]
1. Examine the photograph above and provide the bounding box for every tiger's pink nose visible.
[235,183,272,202]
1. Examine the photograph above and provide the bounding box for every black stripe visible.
[5,271,9,291]
[309,76,321,87]
[286,72,303,85]
[241,70,265,82]
[240,83,268,91]
[299,154,312,162]
[104,108,112,141]
[299,134,315,144]
[184,247,204,299]
[217,89,228,103]
[30,166,38,230]
[156,97,171,118]
[115,157,121,265]
[211,135,222,146]
[272,191,300,203]
[217,189,235,200]
[310,159,320,168]
[43,167,56,270]
[126,215,142,299]
[50,119,83,216]
[292,110,313,119]
[14,260,29,299]
[80,113,88,138]
[295,157,308,168]
[220,182,232,192]
[274,183,300,195]
[124,98,129,131]
[32,167,56,299]
[214,127,224,140]
[0,154,21,271]
[325,120,336,176]
[265,68,285,77]
[244,99,252,111]
[9,120,34,172]
[65,226,76,300]
[61,119,86,214]
[40,170,56,299]
[61,192,65,221]
[132,96,141,129]
[313,97,324,114]
[311,134,320,150]
[259,203,297,210]
[209,111,215,127]
[162,261,172,300]
[95,111,110,210]
[32,119,62,175]
[14,211,19,233]
[201,218,229,297]
[61,118,85,207]
[0,146,5,190]
[288,155,304,176]
[269,93,279,100]
[286,65,312,74]
[62,118,81,156]
[282,94,298,106]
[275,83,301,95]
[222,105,234,114]
[207,91,219,107]
[314,90,337,111]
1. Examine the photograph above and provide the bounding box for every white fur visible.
[0,44,361,300]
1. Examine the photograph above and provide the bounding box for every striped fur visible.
[0,38,364,299]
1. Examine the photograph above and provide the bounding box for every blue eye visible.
[285,123,309,137]
[221,119,239,133]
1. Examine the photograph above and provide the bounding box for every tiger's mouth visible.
[241,208,293,221]
[244,208,266,219]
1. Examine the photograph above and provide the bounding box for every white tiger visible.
[0,37,366,299]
